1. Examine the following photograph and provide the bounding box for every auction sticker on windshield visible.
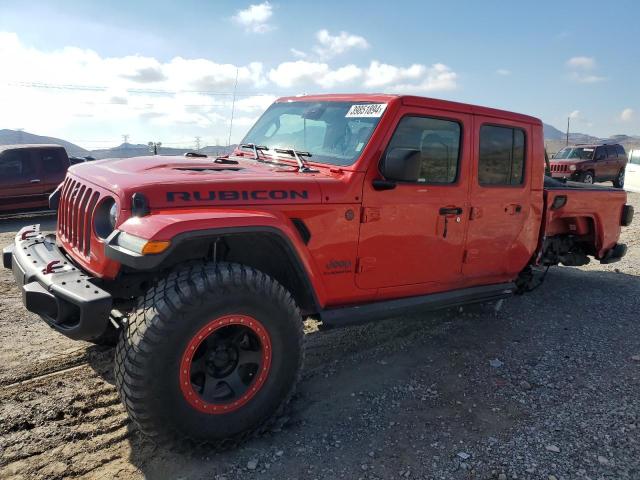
[345,104,387,118]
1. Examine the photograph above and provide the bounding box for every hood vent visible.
[173,167,244,173]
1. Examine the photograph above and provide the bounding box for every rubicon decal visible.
[167,190,309,202]
[324,259,352,275]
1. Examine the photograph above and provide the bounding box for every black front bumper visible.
[2,225,112,340]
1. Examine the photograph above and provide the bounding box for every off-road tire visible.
[114,262,304,448]
[613,168,625,188]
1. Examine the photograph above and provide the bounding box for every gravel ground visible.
[0,194,638,480]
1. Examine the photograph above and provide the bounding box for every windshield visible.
[554,147,594,160]
[240,101,386,166]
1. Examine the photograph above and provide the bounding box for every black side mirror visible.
[381,148,421,182]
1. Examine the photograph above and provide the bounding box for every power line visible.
[4,81,274,98]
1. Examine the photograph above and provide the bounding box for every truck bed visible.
[542,176,627,259]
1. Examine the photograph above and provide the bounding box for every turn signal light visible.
[141,240,171,255]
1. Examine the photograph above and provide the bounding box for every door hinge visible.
[361,207,381,223]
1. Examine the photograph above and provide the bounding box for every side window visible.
[478,125,525,186]
[616,145,626,157]
[0,150,35,179]
[386,116,461,184]
[594,147,606,161]
[606,146,618,159]
[41,149,66,174]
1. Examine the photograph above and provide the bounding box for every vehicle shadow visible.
[101,266,640,479]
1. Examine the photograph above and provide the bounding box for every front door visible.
[0,149,44,212]
[356,109,471,290]
[463,118,532,279]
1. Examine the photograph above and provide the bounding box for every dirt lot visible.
[1,195,639,480]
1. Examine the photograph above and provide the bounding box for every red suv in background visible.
[0,144,70,213]
[549,143,628,188]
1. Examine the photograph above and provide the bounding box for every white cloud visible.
[364,61,457,92]
[317,65,363,88]
[0,31,460,147]
[621,108,634,122]
[496,68,511,76]
[232,2,274,34]
[313,29,369,59]
[566,56,596,69]
[566,56,605,83]
[267,60,457,92]
[290,48,307,58]
[569,110,581,120]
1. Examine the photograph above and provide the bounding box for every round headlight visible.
[109,202,118,229]
[95,197,118,239]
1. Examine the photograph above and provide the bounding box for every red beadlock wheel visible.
[179,314,272,414]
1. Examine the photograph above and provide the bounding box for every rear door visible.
[356,107,471,290]
[0,149,44,212]
[463,118,532,280]
[605,145,619,179]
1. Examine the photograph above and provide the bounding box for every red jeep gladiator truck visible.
[3,94,634,447]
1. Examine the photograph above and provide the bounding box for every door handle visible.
[505,204,522,215]
[438,207,463,239]
[30,179,41,183]
[439,207,463,215]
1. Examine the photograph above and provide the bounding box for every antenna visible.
[227,68,239,147]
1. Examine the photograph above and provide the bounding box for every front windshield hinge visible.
[240,143,269,160]
[275,148,318,173]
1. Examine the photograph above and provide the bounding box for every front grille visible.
[58,177,101,257]
[550,164,569,173]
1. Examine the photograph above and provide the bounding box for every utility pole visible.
[195,136,201,151]
[122,134,129,145]
[566,117,570,146]
[17,128,24,144]
[148,142,162,155]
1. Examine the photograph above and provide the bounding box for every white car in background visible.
[626,149,640,192]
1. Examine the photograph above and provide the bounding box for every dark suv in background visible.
[0,144,70,213]
[549,143,628,188]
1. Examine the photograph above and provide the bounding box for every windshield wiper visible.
[240,143,269,160]
[274,148,318,173]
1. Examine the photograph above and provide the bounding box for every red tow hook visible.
[21,229,37,240]
[42,260,63,275]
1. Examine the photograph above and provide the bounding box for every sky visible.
[0,0,638,150]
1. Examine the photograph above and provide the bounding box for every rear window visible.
[616,145,626,156]
[40,148,67,173]
[478,125,526,186]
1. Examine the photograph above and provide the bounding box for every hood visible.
[69,155,327,209]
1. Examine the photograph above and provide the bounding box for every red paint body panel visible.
[55,94,629,311]
[542,188,625,257]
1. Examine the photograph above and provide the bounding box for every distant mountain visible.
[0,129,89,156]
[89,143,234,160]
[543,123,565,141]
